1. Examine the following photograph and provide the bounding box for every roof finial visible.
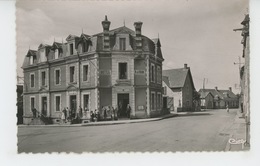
[62,38,63,44]
[105,15,108,21]
[158,33,160,39]
[54,37,55,42]
[82,28,83,34]
[29,45,30,50]
[124,19,125,27]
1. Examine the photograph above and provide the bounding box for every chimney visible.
[229,87,232,92]
[134,21,143,50]
[215,86,218,91]
[184,64,188,69]
[102,15,111,50]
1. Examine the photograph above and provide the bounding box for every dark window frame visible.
[118,62,127,79]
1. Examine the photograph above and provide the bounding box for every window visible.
[119,38,126,51]
[70,43,74,55]
[55,69,60,85]
[55,96,61,112]
[41,71,46,86]
[83,94,89,110]
[70,66,75,82]
[83,42,88,52]
[157,66,161,84]
[151,63,155,82]
[30,73,35,88]
[83,65,89,81]
[30,97,35,110]
[30,56,34,65]
[157,93,161,109]
[40,49,46,62]
[54,49,59,59]
[151,92,155,110]
[119,63,127,79]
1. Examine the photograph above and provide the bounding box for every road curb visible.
[18,113,177,128]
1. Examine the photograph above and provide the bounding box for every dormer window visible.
[70,43,74,55]
[119,38,126,51]
[39,48,46,62]
[29,56,36,65]
[54,49,59,59]
[83,42,89,53]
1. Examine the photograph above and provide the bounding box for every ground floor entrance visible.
[41,97,47,116]
[118,93,129,118]
[70,95,77,118]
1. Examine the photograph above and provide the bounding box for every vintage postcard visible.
[15,0,250,153]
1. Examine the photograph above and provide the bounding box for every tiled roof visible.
[163,68,194,89]
[162,76,170,87]
[199,91,214,99]
[199,89,237,100]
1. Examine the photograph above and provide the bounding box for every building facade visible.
[199,87,239,109]
[199,91,214,109]
[238,14,250,145]
[22,16,164,124]
[162,64,196,112]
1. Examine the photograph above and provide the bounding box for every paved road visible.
[17,109,237,153]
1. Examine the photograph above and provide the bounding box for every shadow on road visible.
[177,113,212,117]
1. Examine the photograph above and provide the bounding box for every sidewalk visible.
[18,113,177,128]
[225,111,250,151]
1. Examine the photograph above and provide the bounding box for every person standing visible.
[61,110,65,124]
[77,106,83,119]
[226,104,229,113]
[102,106,107,120]
[66,107,70,121]
[32,107,37,118]
[127,104,131,118]
[62,107,67,122]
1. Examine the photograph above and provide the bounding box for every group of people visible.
[101,106,118,121]
[58,104,132,123]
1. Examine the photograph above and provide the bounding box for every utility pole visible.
[203,78,205,89]
[203,78,208,90]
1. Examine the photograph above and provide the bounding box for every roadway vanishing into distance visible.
[18,109,237,153]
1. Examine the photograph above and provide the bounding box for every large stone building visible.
[22,16,164,124]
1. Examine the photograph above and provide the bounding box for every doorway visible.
[41,97,47,116]
[70,95,77,118]
[117,93,129,118]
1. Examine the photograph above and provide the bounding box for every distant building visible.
[199,87,239,109]
[199,91,214,109]
[21,16,164,124]
[162,64,196,112]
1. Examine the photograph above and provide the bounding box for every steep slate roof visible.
[162,76,170,87]
[25,49,37,57]
[51,42,62,50]
[94,26,135,36]
[162,68,195,89]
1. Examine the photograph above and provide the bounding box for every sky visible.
[16,0,248,94]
